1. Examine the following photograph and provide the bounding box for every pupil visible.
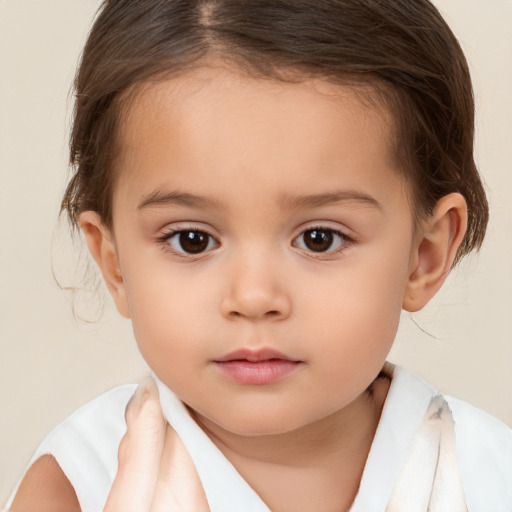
[179,231,208,253]
[304,230,333,252]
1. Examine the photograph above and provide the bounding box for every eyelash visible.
[157,225,353,259]
[293,226,352,258]
[157,226,219,258]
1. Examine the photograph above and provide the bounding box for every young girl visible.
[5,1,512,511]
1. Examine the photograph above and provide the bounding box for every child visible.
[5,0,512,511]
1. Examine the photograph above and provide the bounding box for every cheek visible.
[299,244,411,358]
[121,259,214,366]
[294,274,404,406]
[306,247,409,317]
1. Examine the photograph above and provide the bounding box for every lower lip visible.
[214,359,301,385]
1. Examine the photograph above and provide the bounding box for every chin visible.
[210,407,315,437]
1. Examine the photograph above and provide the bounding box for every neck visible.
[192,374,391,512]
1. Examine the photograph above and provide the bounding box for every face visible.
[109,66,418,436]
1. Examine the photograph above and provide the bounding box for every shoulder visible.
[63,382,138,429]
[390,365,512,457]
[390,366,512,509]
[444,394,512,510]
[445,394,512,449]
[38,383,138,480]
[9,455,80,512]
[444,394,512,468]
[7,384,138,512]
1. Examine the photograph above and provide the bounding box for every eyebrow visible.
[137,189,381,211]
[278,190,382,210]
[137,190,226,210]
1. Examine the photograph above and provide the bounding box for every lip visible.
[214,347,297,363]
[213,348,302,385]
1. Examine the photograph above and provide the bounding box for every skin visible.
[11,65,467,512]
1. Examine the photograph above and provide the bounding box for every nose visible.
[220,252,292,322]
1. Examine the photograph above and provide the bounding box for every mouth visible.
[212,348,302,385]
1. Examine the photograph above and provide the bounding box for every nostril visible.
[227,309,282,320]
[221,289,292,321]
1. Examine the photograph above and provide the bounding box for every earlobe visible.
[403,193,468,312]
[79,211,130,319]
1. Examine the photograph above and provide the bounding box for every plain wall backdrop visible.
[1,0,511,504]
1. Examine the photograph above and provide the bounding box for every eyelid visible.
[157,223,220,257]
[292,221,354,240]
[155,221,355,259]
[291,223,354,258]
[160,222,217,235]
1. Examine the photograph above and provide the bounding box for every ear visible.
[79,211,130,319]
[403,193,468,312]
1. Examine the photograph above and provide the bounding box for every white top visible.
[6,365,512,512]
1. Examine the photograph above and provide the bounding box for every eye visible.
[164,229,219,255]
[293,228,346,253]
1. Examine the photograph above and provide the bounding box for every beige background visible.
[1,0,511,504]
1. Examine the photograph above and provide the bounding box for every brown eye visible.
[294,228,345,253]
[167,230,218,254]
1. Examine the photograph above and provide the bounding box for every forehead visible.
[114,66,404,209]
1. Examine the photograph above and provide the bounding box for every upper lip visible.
[213,348,299,363]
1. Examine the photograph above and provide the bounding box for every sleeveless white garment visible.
[5,365,512,512]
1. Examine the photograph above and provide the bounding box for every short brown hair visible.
[62,0,488,264]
